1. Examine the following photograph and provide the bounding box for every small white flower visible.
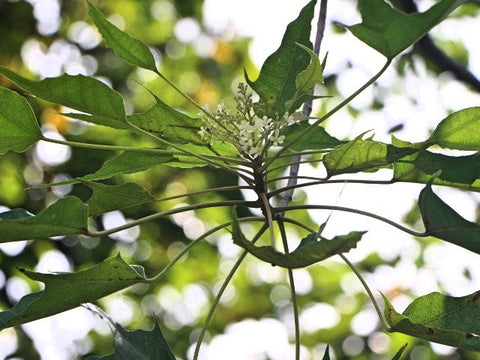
[271,135,285,147]
[198,126,209,140]
[285,113,296,125]
[270,128,285,146]
[257,116,270,128]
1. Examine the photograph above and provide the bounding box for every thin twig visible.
[277,218,300,360]
[279,217,389,330]
[339,254,390,331]
[150,216,263,283]
[126,120,255,185]
[150,221,232,283]
[193,224,269,360]
[153,185,253,203]
[259,192,276,247]
[274,204,426,237]
[267,178,396,197]
[86,200,258,237]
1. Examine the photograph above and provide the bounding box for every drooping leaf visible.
[0,66,127,129]
[323,136,416,177]
[0,254,147,330]
[393,142,480,192]
[383,291,480,351]
[245,0,316,117]
[232,213,365,268]
[84,181,155,217]
[428,107,480,151]
[0,86,42,154]
[88,320,176,360]
[346,0,466,58]
[281,122,344,151]
[127,96,204,144]
[0,197,88,242]
[88,1,157,72]
[418,179,480,254]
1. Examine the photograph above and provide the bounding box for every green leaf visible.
[295,43,324,94]
[89,320,176,360]
[83,152,173,181]
[88,2,157,72]
[393,137,480,191]
[127,96,204,144]
[323,135,416,177]
[0,254,147,330]
[393,145,480,192]
[0,66,127,129]
[84,181,154,217]
[281,122,344,151]
[419,179,480,254]
[232,213,365,268]
[0,86,42,154]
[383,291,480,351]
[245,0,316,117]
[0,197,88,242]
[428,107,480,150]
[346,0,466,58]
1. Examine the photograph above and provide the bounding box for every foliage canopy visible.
[1,0,480,358]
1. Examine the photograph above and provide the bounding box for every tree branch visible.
[396,0,480,92]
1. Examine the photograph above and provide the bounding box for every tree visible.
[1,0,480,359]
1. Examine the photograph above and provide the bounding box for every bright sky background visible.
[2,0,480,359]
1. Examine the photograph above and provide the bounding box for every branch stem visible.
[126,121,254,184]
[153,185,253,203]
[155,70,215,120]
[280,217,389,331]
[259,192,276,247]
[150,217,262,283]
[274,204,426,237]
[267,178,395,197]
[277,218,300,359]
[87,200,258,237]
[339,254,391,331]
[41,136,250,166]
[193,224,269,360]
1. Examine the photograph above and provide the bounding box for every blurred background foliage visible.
[1,0,480,359]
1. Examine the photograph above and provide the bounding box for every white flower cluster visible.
[199,83,300,159]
